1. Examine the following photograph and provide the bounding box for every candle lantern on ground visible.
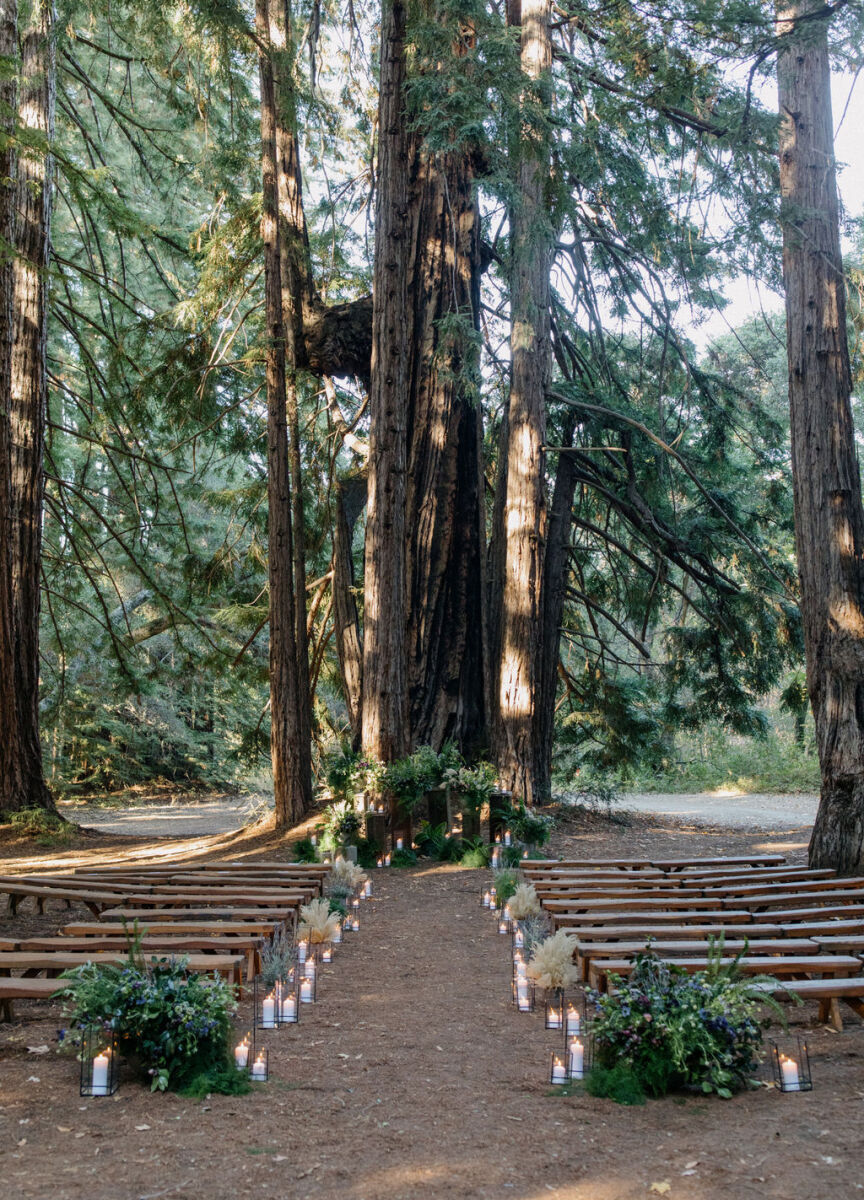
[80,1027,119,1097]
[234,1032,252,1071]
[277,974,300,1025]
[549,1052,568,1086]
[512,924,525,950]
[296,939,308,964]
[770,1038,812,1093]
[364,880,372,898]
[566,1032,593,1080]
[332,918,343,944]
[255,977,281,1030]
[299,969,317,1003]
[512,974,535,1013]
[320,943,333,964]
[563,996,586,1041]
[250,1046,269,1082]
[481,887,492,908]
[497,910,511,935]
[545,988,564,1031]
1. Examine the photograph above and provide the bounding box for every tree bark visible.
[8,0,55,813]
[777,0,864,872]
[495,0,552,804]
[0,0,22,812]
[532,415,577,800]
[270,0,313,791]
[256,0,311,828]
[332,473,365,743]
[361,0,411,777]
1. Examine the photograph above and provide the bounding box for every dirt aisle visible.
[1,862,859,1200]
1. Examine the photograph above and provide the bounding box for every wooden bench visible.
[0,976,63,1021]
[552,909,755,927]
[0,951,246,989]
[61,920,282,939]
[575,939,818,982]
[588,954,862,992]
[18,936,264,981]
[563,922,786,942]
[752,976,864,1029]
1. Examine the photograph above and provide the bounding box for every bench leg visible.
[0,998,12,1022]
[818,997,844,1031]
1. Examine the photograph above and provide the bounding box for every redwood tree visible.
[777,0,864,872]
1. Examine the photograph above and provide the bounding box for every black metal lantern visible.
[319,942,333,964]
[80,1027,119,1097]
[332,918,343,944]
[565,1030,593,1081]
[255,976,281,1031]
[562,994,587,1043]
[544,988,565,1031]
[299,965,317,1004]
[249,1044,270,1082]
[511,974,535,1013]
[549,1050,569,1086]
[276,973,300,1025]
[770,1037,813,1093]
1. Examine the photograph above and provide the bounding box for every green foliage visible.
[384,745,446,812]
[389,847,418,868]
[355,837,382,869]
[58,942,240,1094]
[293,837,319,863]
[415,820,463,862]
[446,761,497,813]
[584,1062,646,1106]
[492,868,519,905]
[323,744,361,801]
[588,947,784,1100]
[5,808,70,838]
[319,801,362,849]
[459,837,490,868]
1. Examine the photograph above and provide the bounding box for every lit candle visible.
[281,992,297,1022]
[495,833,501,844]
[310,834,317,846]
[321,945,333,963]
[351,916,360,932]
[504,830,512,846]
[377,857,384,869]
[568,1038,585,1080]
[300,977,313,1003]
[297,940,308,964]
[551,1055,567,1085]
[780,1054,800,1091]
[565,1005,580,1037]
[482,890,491,908]
[396,838,404,851]
[332,921,343,944]
[364,880,372,898]
[235,1039,249,1068]
[489,887,496,903]
[91,1050,111,1096]
[251,1054,267,1081]
[384,853,391,867]
[516,981,531,1011]
[304,958,316,978]
[547,1005,562,1030]
[352,898,360,912]
[498,917,509,934]
[262,992,276,1028]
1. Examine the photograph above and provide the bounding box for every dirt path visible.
[1,858,861,1200]
[620,791,818,830]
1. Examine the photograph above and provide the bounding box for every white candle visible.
[551,1056,567,1085]
[384,853,391,867]
[352,898,360,911]
[568,1038,584,1080]
[304,958,316,977]
[364,880,372,898]
[235,1040,249,1069]
[482,890,491,908]
[377,858,383,868]
[504,830,512,846]
[547,1005,562,1029]
[351,917,360,931]
[513,927,524,947]
[396,838,404,851]
[489,887,496,903]
[780,1055,800,1091]
[300,977,313,1003]
[516,982,530,1010]
[297,940,308,963]
[91,1051,110,1096]
[332,922,343,944]
[498,918,508,933]
[310,834,317,846]
[565,1006,581,1037]
[321,946,332,963]
[281,993,297,1022]
[262,993,276,1028]
[251,1054,267,1081]
[495,833,501,844]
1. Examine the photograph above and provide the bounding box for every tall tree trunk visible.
[404,149,486,757]
[332,473,365,743]
[0,0,22,812]
[8,0,55,813]
[777,0,864,872]
[361,0,410,783]
[256,0,310,828]
[270,0,313,787]
[495,0,552,805]
[532,415,577,799]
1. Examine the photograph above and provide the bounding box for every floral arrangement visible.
[588,947,785,1100]
[58,947,240,1093]
[526,929,579,991]
[298,897,342,944]
[319,801,362,850]
[327,856,367,892]
[508,882,541,920]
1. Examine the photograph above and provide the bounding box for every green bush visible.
[384,745,444,813]
[415,820,462,862]
[588,946,785,1099]
[293,836,318,863]
[459,837,490,868]
[492,868,519,905]
[584,1062,646,1106]
[355,836,382,869]
[58,942,244,1094]
[323,743,361,801]
[389,847,418,868]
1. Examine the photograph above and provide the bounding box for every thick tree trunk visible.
[404,150,486,756]
[256,0,310,828]
[0,0,22,811]
[532,416,577,799]
[270,0,313,789]
[8,0,55,813]
[777,1,864,872]
[495,0,552,804]
[332,473,365,743]
[361,0,411,779]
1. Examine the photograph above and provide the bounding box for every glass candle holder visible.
[512,975,535,1013]
[80,1028,119,1097]
[250,1047,269,1082]
[566,1032,592,1081]
[545,989,564,1031]
[549,1052,568,1086]
[770,1037,812,1093]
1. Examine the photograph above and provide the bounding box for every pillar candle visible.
[780,1055,800,1091]
[251,1055,267,1081]
[551,1056,567,1085]
[91,1051,110,1096]
[568,1038,584,1080]
[262,993,276,1028]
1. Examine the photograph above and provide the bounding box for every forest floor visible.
[0,807,860,1200]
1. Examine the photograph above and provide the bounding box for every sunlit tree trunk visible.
[495,0,552,804]
[256,0,310,828]
[332,473,365,743]
[8,0,55,813]
[777,0,864,872]
[270,0,313,791]
[361,0,411,788]
[0,0,22,811]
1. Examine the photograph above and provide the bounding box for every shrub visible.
[492,868,519,905]
[588,946,785,1099]
[293,836,318,863]
[384,745,444,813]
[355,836,382,869]
[415,820,462,861]
[389,847,418,868]
[320,801,362,850]
[323,744,360,801]
[459,837,490,868]
[58,942,242,1094]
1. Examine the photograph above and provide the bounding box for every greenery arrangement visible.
[459,838,490,868]
[293,836,319,863]
[58,943,244,1094]
[491,868,520,905]
[389,847,418,868]
[259,926,296,990]
[587,947,785,1101]
[414,820,463,862]
[318,802,363,852]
